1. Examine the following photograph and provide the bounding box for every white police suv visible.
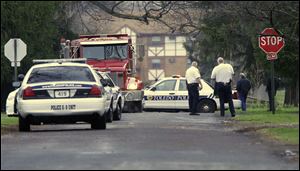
[143,75,241,113]
[97,72,124,121]
[16,59,110,131]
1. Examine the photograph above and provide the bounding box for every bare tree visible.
[63,1,204,34]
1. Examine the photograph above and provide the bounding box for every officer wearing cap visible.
[211,57,236,117]
[185,61,203,115]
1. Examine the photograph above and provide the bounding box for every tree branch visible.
[112,1,124,12]
[89,1,150,24]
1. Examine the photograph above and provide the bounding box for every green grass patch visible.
[235,107,299,125]
[233,107,299,145]
[276,90,285,106]
[1,113,18,127]
[259,128,299,145]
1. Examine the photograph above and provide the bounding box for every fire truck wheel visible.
[136,101,143,113]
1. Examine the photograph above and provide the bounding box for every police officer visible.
[185,61,203,115]
[211,57,236,117]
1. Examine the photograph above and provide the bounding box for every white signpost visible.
[4,38,27,83]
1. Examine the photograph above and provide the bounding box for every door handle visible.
[169,93,175,95]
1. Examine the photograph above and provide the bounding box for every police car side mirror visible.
[150,87,156,91]
[105,79,114,87]
[18,74,24,81]
[13,74,24,88]
[12,81,21,88]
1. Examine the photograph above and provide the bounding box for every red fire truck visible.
[62,34,144,113]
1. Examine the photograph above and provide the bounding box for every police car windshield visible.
[82,44,128,60]
[204,80,214,89]
[27,66,95,83]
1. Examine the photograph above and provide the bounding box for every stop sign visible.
[4,38,27,67]
[259,28,285,54]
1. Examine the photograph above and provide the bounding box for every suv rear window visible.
[27,66,95,83]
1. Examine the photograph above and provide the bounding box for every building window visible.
[152,59,161,69]
[169,35,176,40]
[152,36,161,42]
[169,58,176,64]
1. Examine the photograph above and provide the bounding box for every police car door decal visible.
[145,80,177,109]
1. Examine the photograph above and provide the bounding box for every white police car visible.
[6,89,19,116]
[143,75,241,113]
[97,71,124,121]
[16,59,111,131]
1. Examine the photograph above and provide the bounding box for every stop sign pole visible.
[13,39,18,82]
[270,59,275,114]
[259,28,285,114]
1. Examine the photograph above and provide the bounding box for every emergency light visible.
[32,58,87,64]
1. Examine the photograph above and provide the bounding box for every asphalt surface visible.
[1,111,299,170]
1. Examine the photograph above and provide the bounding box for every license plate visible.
[55,90,70,98]
[51,105,76,110]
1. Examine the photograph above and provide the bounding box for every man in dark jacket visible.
[236,73,251,111]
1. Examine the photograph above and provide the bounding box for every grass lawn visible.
[1,113,18,127]
[235,107,299,125]
[259,128,299,145]
[234,107,299,145]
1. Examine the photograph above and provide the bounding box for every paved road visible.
[1,112,299,170]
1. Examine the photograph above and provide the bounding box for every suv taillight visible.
[89,85,101,97]
[23,86,36,99]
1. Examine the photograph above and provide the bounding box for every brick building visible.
[110,23,189,85]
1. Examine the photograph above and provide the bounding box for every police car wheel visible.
[113,103,122,121]
[197,99,216,113]
[91,114,106,130]
[106,105,113,123]
[19,115,30,132]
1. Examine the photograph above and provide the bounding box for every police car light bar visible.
[172,75,181,78]
[33,58,87,64]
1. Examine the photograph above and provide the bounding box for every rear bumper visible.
[18,98,106,118]
[26,114,99,124]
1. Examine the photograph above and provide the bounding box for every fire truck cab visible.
[65,34,144,113]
